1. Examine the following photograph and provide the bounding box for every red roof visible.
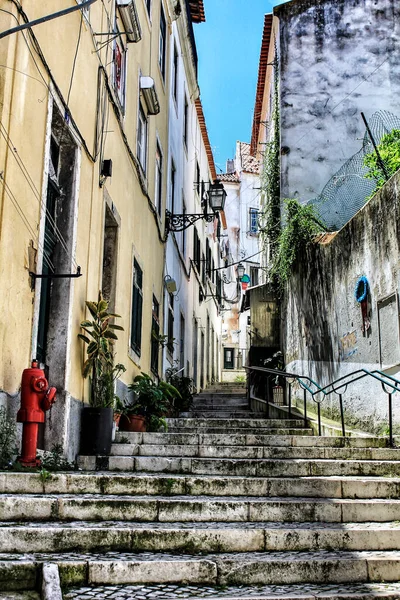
[188,0,205,23]
[195,99,217,181]
[250,14,273,157]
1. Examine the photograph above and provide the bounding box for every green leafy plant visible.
[127,373,181,431]
[41,443,75,471]
[39,468,52,484]
[259,52,281,256]
[78,292,125,407]
[364,129,400,194]
[269,199,324,294]
[165,367,195,416]
[0,407,18,469]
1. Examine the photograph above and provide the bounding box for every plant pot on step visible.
[80,406,114,455]
[119,414,147,432]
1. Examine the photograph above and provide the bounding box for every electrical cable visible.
[66,12,84,110]
[0,123,78,268]
[0,177,54,271]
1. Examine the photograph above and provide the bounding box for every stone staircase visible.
[1,383,400,598]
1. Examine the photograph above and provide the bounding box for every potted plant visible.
[119,373,181,432]
[165,367,195,416]
[78,292,125,455]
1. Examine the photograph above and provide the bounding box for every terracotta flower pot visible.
[119,414,147,432]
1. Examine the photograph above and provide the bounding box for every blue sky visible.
[194,0,291,173]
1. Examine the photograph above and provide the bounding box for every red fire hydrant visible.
[17,361,56,467]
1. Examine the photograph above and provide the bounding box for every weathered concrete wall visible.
[284,170,400,432]
[276,0,400,203]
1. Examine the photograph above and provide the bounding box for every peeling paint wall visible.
[284,170,400,432]
[276,0,400,203]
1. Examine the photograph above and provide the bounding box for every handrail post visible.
[339,394,345,437]
[317,402,322,436]
[303,388,307,427]
[288,384,292,418]
[266,375,270,419]
[389,393,394,447]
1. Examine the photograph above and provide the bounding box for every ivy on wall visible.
[363,129,400,195]
[269,199,324,295]
[258,51,281,257]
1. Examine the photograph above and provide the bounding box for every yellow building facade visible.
[0,0,214,458]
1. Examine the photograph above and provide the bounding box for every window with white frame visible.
[137,104,148,173]
[170,160,176,213]
[183,95,189,147]
[159,4,166,80]
[172,42,178,104]
[155,141,163,215]
[249,207,259,236]
[131,258,143,356]
[112,31,127,108]
[145,0,151,18]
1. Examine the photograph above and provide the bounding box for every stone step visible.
[78,455,400,476]
[1,494,399,523]
[180,411,262,419]
[2,550,400,586]
[2,472,400,499]
[192,397,248,405]
[115,432,390,448]
[110,443,400,461]
[166,418,306,429]
[166,428,312,436]
[0,593,40,599]
[62,581,400,600]
[1,521,400,553]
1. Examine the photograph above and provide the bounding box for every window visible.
[250,266,259,287]
[170,161,176,213]
[181,197,186,255]
[172,43,178,103]
[167,292,174,353]
[249,208,259,236]
[131,259,143,356]
[183,96,188,147]
[137,104,148,173]
[195,161,200,194]
[151,295,160,374]
[159,5,166,79]
[145,0,151,17]
[193,227,201,272]
[112,32,127,108]
[206,239,211,279]
[155,142,162,215]
[201,252,206,287]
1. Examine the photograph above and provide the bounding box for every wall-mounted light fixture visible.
[140,76,160,115]
[237,263,245,280]
[116,0,142,42]
[166,180,226,233]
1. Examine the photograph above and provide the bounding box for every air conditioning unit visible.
[116,0,142,43]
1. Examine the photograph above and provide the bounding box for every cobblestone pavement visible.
[63,582,400,599]
[2,521,400,531]
[2,549,400,562]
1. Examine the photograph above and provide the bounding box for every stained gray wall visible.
[284,170,400,432]
[276,0,400,204]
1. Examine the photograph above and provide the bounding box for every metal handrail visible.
[245,364,400,446]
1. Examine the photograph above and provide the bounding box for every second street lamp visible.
[165,181,227,233]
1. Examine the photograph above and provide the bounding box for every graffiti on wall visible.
[339,330,358,361]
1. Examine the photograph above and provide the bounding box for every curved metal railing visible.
[245,365,400,446]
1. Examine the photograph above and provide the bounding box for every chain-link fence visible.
[309,111,400,231]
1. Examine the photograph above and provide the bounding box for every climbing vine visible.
[363,129,400,193]
[269,199,324,295]
[258,51,281,256]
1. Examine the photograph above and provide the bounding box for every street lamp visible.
[166,181,227,233]
[237,263,245,280]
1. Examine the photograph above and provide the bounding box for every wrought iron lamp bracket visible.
[165,210,214,233]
